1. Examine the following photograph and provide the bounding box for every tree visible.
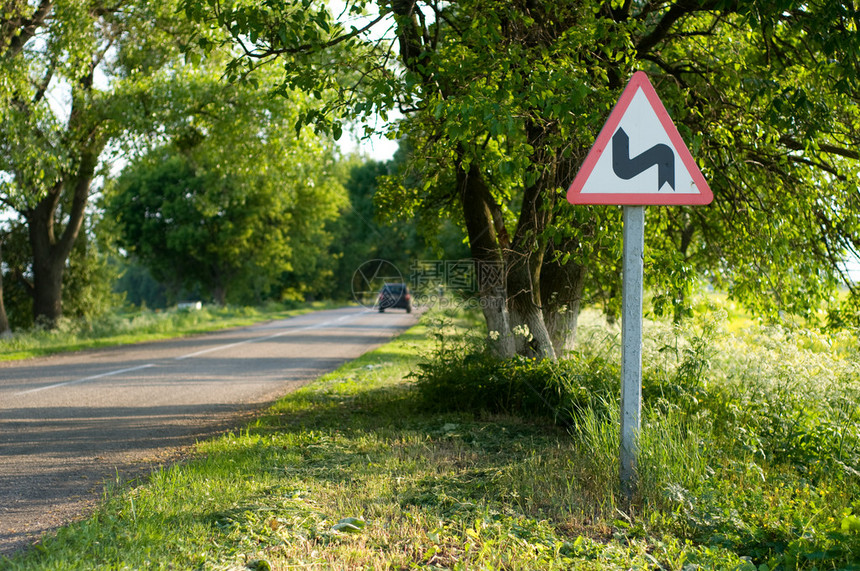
[105,78,345,306]
[112,261,169,309]
[327,153,469,301]
[183,0,860,357]
[0,232,10,337]
[0,214,119,330]
[0,0,214,326]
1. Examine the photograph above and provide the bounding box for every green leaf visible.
[841,514,860,533]
[332,517,366,533]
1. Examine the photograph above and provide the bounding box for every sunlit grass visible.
[1,302,857,570]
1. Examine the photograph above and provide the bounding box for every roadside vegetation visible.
[2,299,857,570]
[0,301,339,361]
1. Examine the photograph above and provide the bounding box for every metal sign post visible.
[620,205,645,503]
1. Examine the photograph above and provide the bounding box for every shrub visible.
[412,328,619,426]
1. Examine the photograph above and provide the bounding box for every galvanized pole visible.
[620,205,645,507]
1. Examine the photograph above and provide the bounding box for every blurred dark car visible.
[377,283,412,313]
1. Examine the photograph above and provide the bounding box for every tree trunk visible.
[26,145,99,327]
[507,255,556,360]
[212,284,227,306]
[541,251,587,357]
[508,295,557,359]
[390,1,578,361]
[0,237,11,337]
[457,158,515,358]
[30,247,65,326]
[504,131,559,360]
[481,289,515,357]
[28,196,67,326]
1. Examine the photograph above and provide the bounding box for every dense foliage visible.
[4,1,858,335]
[181,0,860,358]
[0,1,418,328]
[0,216,120,330]
[327,157,470,301]
[103,68,346,306]
[0,0,209,327]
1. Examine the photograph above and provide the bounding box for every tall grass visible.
[412,303,860,568]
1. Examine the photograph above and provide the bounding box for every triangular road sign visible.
[567,71,713,206]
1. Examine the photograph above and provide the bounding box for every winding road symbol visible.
[612,127,675,191]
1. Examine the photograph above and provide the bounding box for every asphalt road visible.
[0,306,419,556]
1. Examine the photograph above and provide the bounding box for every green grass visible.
[0,301,343,361]
[1,303,858,570]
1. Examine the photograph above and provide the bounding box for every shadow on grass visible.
[193,381,572,519]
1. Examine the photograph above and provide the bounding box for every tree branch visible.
[787,155,846,181]
[31,61,55,105]
[248,12,387,59]
[635,0,737,57]
[1,0,53,60]
[779,136,860,161]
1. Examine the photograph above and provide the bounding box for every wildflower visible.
[512,324,533,342]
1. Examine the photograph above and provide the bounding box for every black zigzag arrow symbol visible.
[612,127,675,190]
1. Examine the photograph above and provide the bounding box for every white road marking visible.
[15,309,374,395]
[174,312,362,360]
[16,364,156,395]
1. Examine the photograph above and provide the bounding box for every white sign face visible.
[567,72,713,206]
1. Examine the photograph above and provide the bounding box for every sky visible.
[843,257,860,284]
[328,0,400,162]
[338,125,400,162]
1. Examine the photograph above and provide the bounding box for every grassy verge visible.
[0,301,344,361]
[1,305,858,570]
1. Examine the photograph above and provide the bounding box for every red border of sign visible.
[567,71,713,206]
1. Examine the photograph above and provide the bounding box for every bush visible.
[411,312,620,426]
